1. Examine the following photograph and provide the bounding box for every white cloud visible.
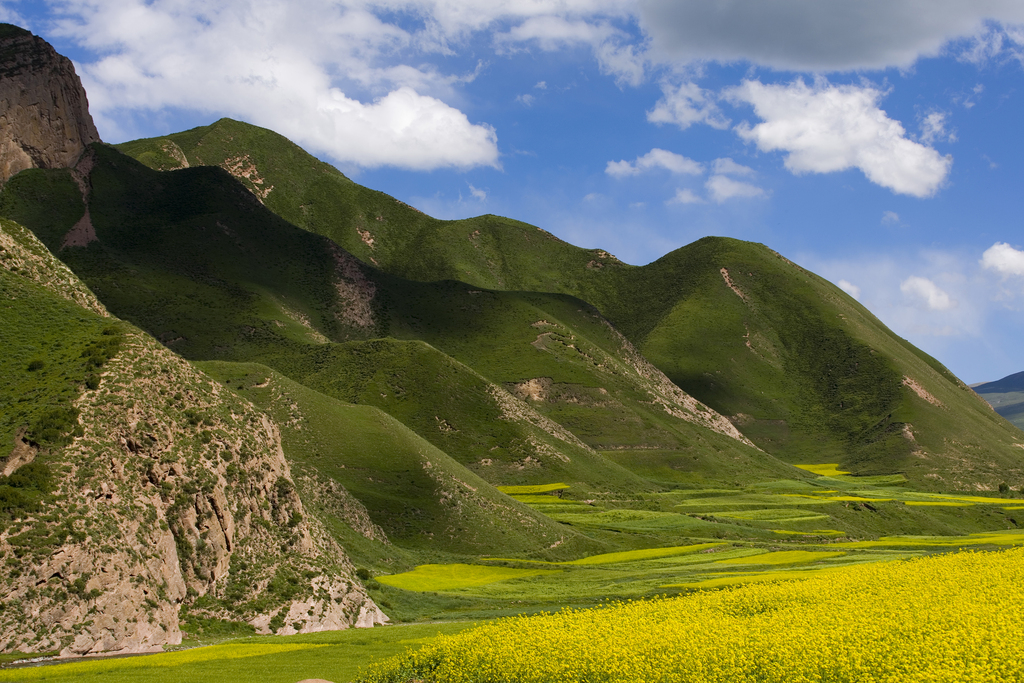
[648,82,730,130]
[901,276,957,310]
[516,93,536,106]
[667,188,703,204]
[981,242,1024,276]
[881,211,901,225]
[45,0,507,170]
[535,81,547,89]
[959,21,1024,66]
[711,157,755,176]
[727,79,952,197]
[705,174,766,202]
[0,4,24,24]
[606,148,703,177]
[496,16,645,86]
[837,279,861,299]
[636,0,1024,71]
[468,183,487,200]
[920,111,956,144]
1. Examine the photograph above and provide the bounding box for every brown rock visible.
[0,23,101,185]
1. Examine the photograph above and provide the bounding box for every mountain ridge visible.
[115,118,1024,491]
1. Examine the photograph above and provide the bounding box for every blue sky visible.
[3,1,1024,384]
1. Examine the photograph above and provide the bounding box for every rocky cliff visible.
[0,218,386,656]
[0,24,100,185]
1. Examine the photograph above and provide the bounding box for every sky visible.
[2,1,1024,384]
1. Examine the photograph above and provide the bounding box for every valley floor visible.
[5,464,1024,682]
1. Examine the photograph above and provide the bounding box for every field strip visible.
[377,563,560,592]
[0,643,327,680]
[904,501,972,507]
[496,483,570,494]
[484,542,726,567]
[794,464,850,476]
[664,565,854,589]
[714,550,846,566]
[833,530,1024,548]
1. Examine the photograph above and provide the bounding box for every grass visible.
[377,564,561,592]
[670,566,856,589]
[487,542,726,567]
[794,464,850,476]
[714,550,845,566]
[834,530,1024,548]
[496,483,570,494]
[708,509,831,523]
[0,623,475,683]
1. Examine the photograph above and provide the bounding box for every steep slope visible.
[0,218,384,656]
[0,143,785,493]
[974,371,1024,430]
[114,121,1024,492]
[196,361,607,560]
[0,24,100,185]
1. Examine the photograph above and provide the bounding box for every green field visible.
[0,624,475,683]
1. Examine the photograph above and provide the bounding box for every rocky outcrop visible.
[0,222,386,656]
[0,24,100,185]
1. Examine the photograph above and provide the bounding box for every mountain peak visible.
[0,24,100,185]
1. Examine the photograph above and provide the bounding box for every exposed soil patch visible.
[903,376,943,407]
[512,378,552,402]
[720,267,748,302]
[221,154,273,202]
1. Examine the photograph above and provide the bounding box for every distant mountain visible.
[974,371,1024,430]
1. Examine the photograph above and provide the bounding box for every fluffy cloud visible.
[667,188,702,204]
[606,148,703,177]
[44,0,506,170]
[901,276,957,310]
[495,15,645,85]
[647,82,729,130]
[728,79,952,197]
[636,0,1024,71]
[920,111,956,144]
[981,242,1024,276]
[705,175,766,203]
[711,157,755,176]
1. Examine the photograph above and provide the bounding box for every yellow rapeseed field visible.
[362,547,1024,683]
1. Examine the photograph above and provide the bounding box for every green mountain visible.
[974,371,1024,430]
[0,143,786,491]
[114,118,1024,492]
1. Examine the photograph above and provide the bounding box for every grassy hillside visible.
[115,119,612,292]
[115,121,1024,492]
[974,371,1024,430]
[0,143,793,497]
[196,360,607,560]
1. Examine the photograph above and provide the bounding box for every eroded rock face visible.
[0,222,387,657]
[0,24,101,185]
